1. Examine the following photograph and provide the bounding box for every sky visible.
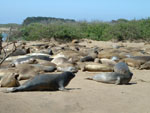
[0,0,150,24]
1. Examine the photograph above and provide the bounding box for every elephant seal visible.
[10,49,29,56]
[27,53,53,61]
[5,71,75,92]
[87,72,133,85]
[140,61,150,70]
[11,56,37,67]
[100,58,117,67]
[80,56,95,62]
[114,62,133,75]
[123,57,147,68]
[0,73,20,87]
[83,63,114,72]
[6,53,52,62]
[36,49,53,55]
[51,57,68,65]
[0,68,17,80]
[57,63,78,73]
[17,64,56,80]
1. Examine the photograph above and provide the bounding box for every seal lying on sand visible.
[83,63,114,72]
[0,73,20,87]
[123,56,150,68]
[87,72,133,85]
[11,57,37,67]
[5,72,75,92]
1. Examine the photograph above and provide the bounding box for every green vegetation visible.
[10,17,150,41]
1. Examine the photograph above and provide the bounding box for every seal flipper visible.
[4,85,27,93]
[3,87,17,93]
[58,80,65,91]
[115,77,121,85]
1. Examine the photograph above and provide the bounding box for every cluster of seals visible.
[5,71,75,93]
[3,40,149,92]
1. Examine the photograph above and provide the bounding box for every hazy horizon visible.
[0,0,150,24]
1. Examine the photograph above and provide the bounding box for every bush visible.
[11,17,150,41]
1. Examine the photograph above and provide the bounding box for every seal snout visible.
[64,71,76,78]
[130,72,133,76]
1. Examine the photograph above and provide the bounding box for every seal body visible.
[83,63,114,72]
[11,56,37,67]
[6,72,75,92]
[80,56,95,62]
[10,49,28,56]
[88,72,133,85]
[140,61,150,69]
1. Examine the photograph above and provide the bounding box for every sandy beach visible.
[0,40,150,113]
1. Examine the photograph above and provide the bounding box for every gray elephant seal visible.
[11,57,37,67]
[80,56,95,62]
[114,62,133,75]
[5,71,75,92]
[10,49,29,56]
[87,72,133,85]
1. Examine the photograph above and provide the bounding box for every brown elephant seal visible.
[17,64,56,80]
[140,61,150,70]
[5,71,75,92]
[57,66,78,73]
[0,68,17,80]
[57,63,78,73]
[83,63,114,72]
[100,58,117,67]
[123,56,150,68]
[98,49,120,59]
[0,73,20,87]
[130,56,150,61]
[31,64,57,72]
[10,48,30,56]
[51,57,69,65]
[87,72,133,85]
[36,59,56,66]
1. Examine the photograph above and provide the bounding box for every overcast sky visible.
[0,0,150,24]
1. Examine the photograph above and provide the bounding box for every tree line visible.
[9,17,150,41]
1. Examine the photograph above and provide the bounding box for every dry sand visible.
[0,40,150,113]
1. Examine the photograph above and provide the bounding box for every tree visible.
[0,33,2,54]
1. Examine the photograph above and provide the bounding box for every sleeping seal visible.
[87,72,133,85]
[5,71,75,92]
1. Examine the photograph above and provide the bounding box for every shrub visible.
[10,17,150,41]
